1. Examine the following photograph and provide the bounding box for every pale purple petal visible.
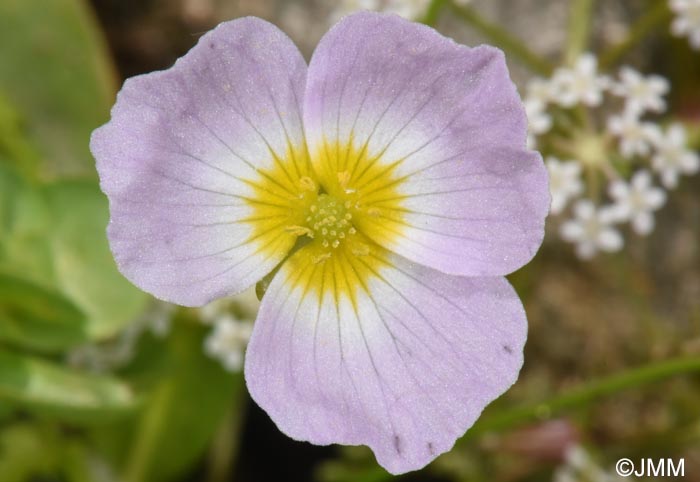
[91,18,308,306]
[303,12,549,277]
[245,246,527,474]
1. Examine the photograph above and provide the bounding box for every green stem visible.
[420,0,447,27]
[446,1,553,76]
[460,356,700,442]
[123,384,173,482]
[207,401,247,482]
[599,1,672,70]
[565,0,596,65]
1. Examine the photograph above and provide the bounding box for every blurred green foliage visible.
[0,0,116,179]
[0,0,699,481]
[0,1,244,481]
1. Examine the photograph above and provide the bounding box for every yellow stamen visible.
[285,225,314,238]
[311,252,332,264]
[337,170,351,190]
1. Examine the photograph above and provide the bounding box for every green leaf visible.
[0,349,138,423]
[0,93,42,180]
[121,322,244,482]
[0,0,117,180]
[0,162,54,283]
[0,423,61,482]
[42,181,148,339]
[0,272,89,351]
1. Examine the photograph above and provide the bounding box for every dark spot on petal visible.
[393,435,402,455]
[503,344,513,354]
[209,42,215,49]
[427,442,435,455]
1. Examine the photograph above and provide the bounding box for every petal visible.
[303,12,548,277]
[91,18,311,306]
[245,244,527,474]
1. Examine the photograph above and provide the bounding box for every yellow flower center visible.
[305,193,355,249]
[242,139,406,285]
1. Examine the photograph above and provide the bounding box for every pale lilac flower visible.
[609,170,666,236]
[91,13,548,473]
[607,112,658,158]
[550,53,609,107]
[205,315,254,372]
[611,66,669,115]
[670,0,700,50]
[560,201,623,259]
[546,157,584,215]
[651,123,700,188]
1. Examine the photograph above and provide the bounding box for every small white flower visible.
[330,0,381,22]
[553,445,633,482]
[143,301,176,337]
[550,53,610,107]
[612,66,669,115]
[609,170,666,235]
[383,0,431,18]
[204,315,254,372]
[651,122,700,188]
[526,77,555,105]
[607,112,659,158]
[560,200,623,259]
[670,0,700,50]
[546,157,584,215]
[199,297,231,324]
[526,98,553,135]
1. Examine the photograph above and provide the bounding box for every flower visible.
[608,170,666,236]
[91,13,548,474]
[606,112,658,159]
[651,123,700,188]
[553,445,632,482]
[670,0,700,50]
[383,0,431,19]
[611,66,669,116]
[560,200,623,259]
[546,157,584,215]
[550,53,609,107]
[204,315,254,372]
[330,0,382,22]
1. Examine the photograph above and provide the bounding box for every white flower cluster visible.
[525,54,699,259]
[67,300,176,372]
[670,0,700,50]
[199,289,258,372]
[553,445,632,482]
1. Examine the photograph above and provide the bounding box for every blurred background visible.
[1,0,699,481]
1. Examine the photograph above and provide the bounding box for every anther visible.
[285,225,314,238]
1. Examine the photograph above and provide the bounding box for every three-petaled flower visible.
[91,12,548,474]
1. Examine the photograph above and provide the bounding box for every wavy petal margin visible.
[245,244,527,474]
[304,12,549,277]
[91,18,309,305]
